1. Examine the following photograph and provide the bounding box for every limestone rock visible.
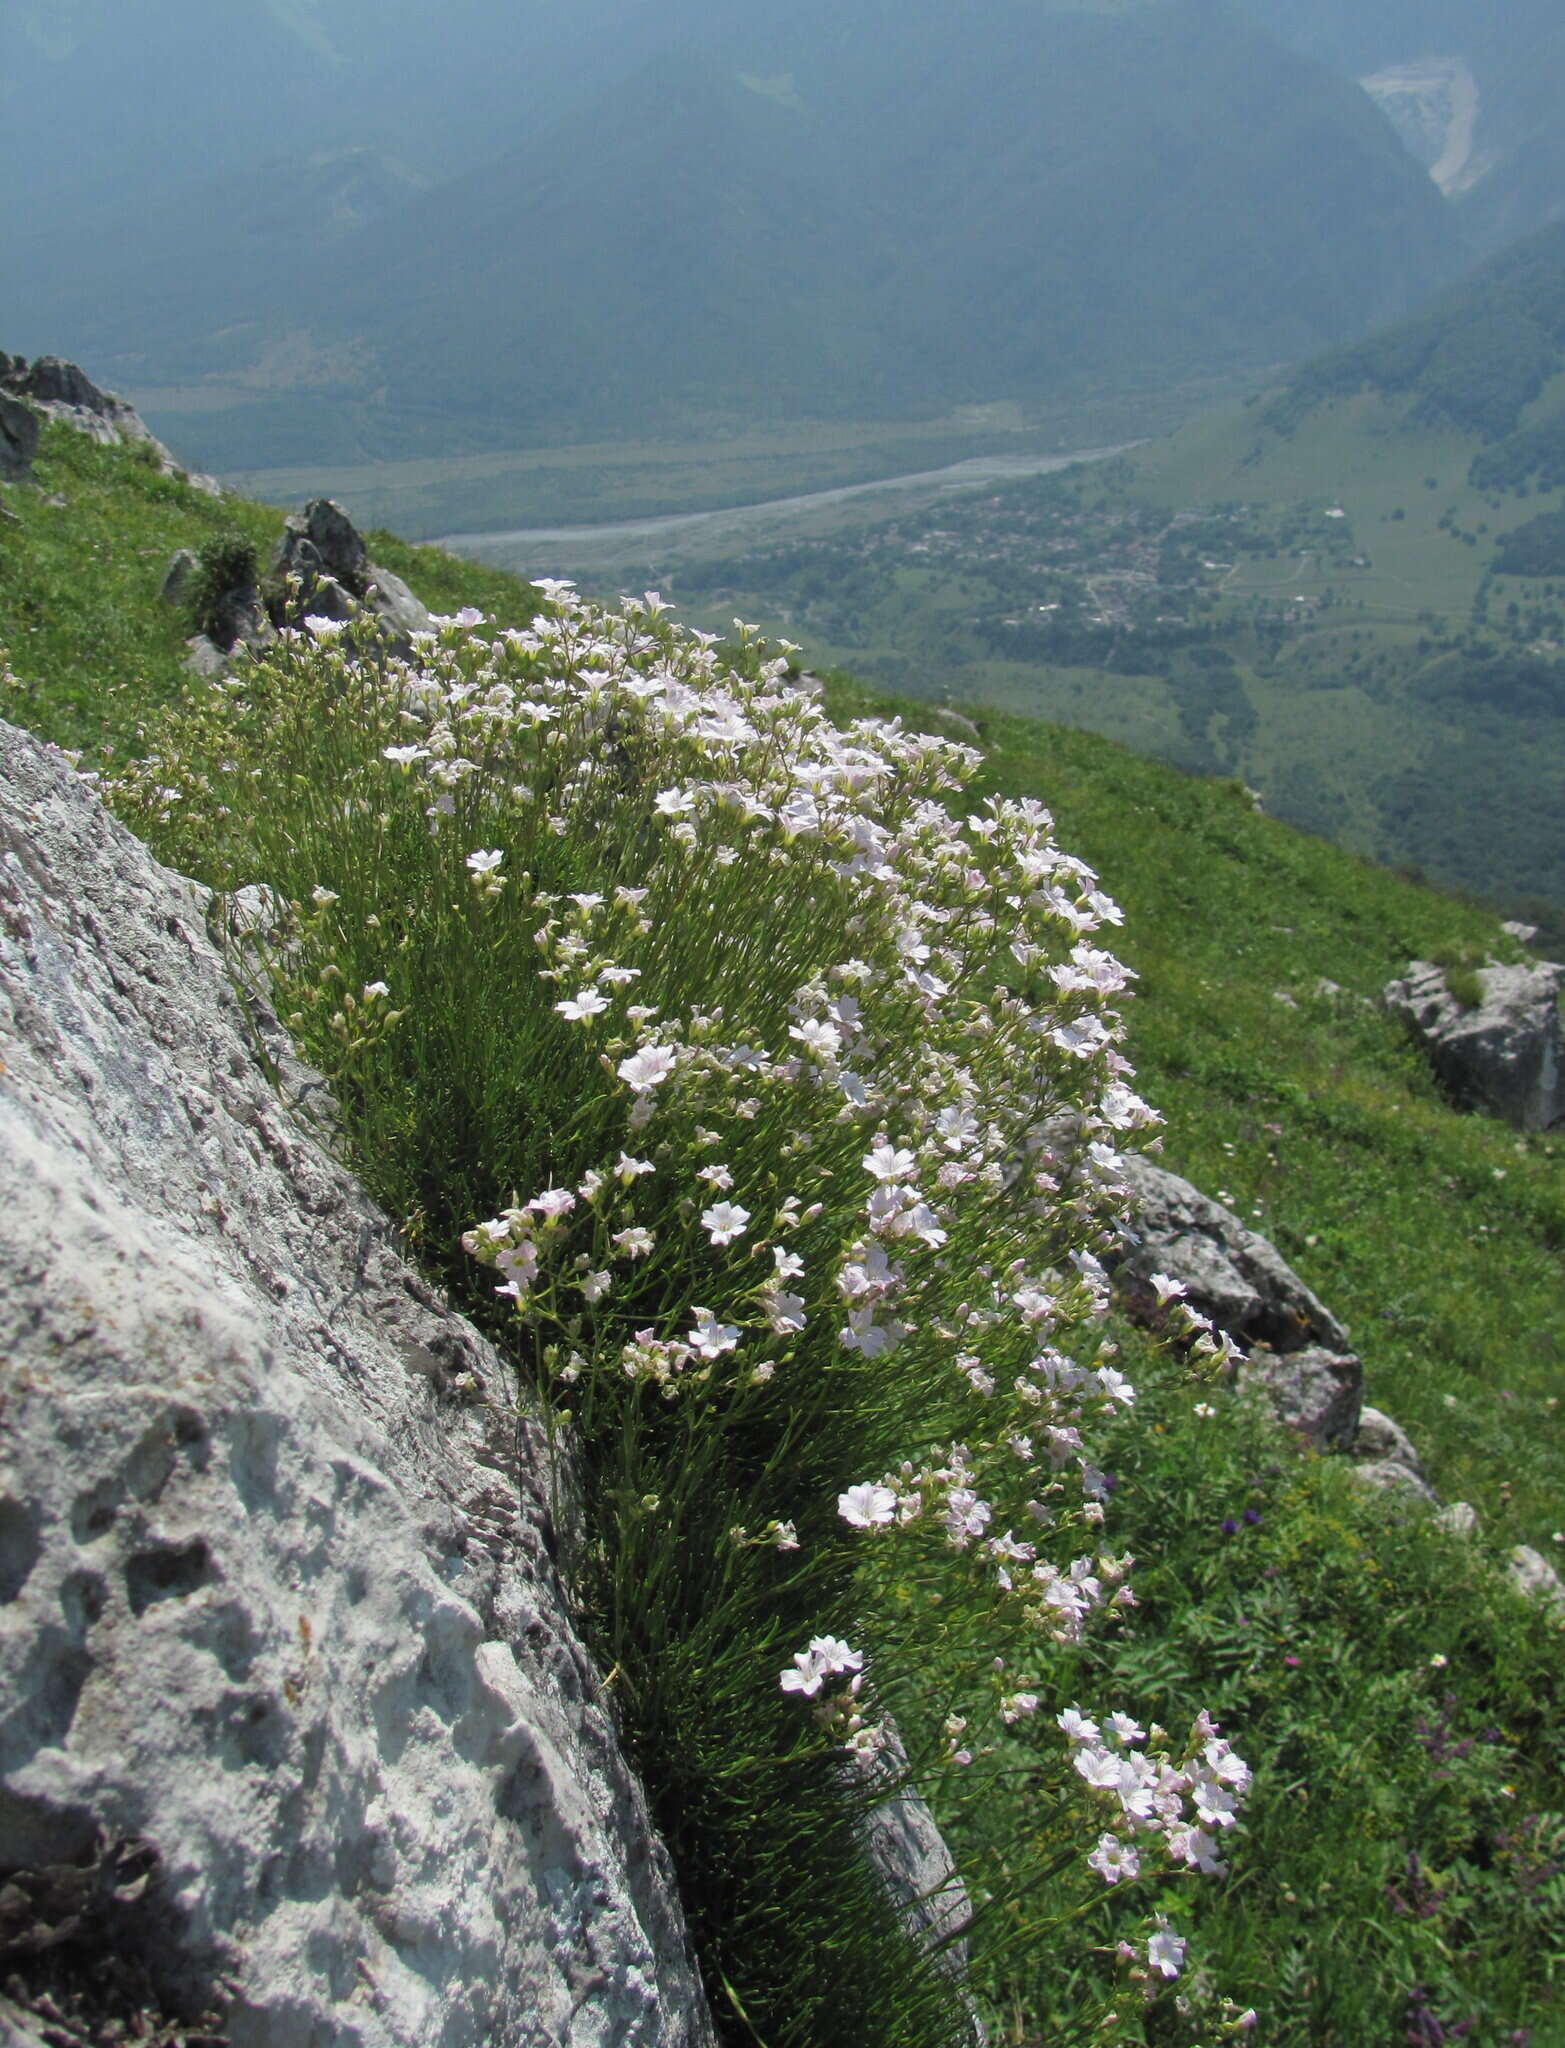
[1435,1501,1480,1539]
[273,498,372,600]
[1509,1545,1565,1618]
[0,354,219,495]
[364,566,432,641]
[1348,1458,1439,1505]
[1348,1401,1439,1498]
[1114,1155,1349,1354]
[182,635,231,681]
[1384,958,1565,1131]
[0,719,714,2047]
[1238,1346,1363,1454]
[0,394,39,482]
[1349,1405,1432,1490]
[267,500,432,647]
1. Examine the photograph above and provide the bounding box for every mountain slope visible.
[1234,0,1565,251]
[3,402,1563,2045]
[13,0,1465,473]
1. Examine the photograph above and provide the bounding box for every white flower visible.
[1057,1707,1100,1746]
[528,1187,576,1220]
[618,1045,677,1091]
[1108,1711,1146,1744]
[838,1483,898,1528]
[617,1152,655,1179]
[580,1270,612,1303]
[697,1162,734,1190]
[774,1246,806,1280]
[1087,1833,1140,1884]
[556,988,610,1022]
[701,1201,751,1246]
[310,885,340,906]
[864,1142,917,1183]
[383,744,430,765]
[764,1288,807,1335]
[466,847,505,875]
[612,1226,655,1259]
[689,1308,740,1358]
[1146,1920,1186,1981]
[779,1635,863,1698]
[790,1017,841,1058]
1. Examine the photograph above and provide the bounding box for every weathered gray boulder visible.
[1509,1546,1565,1618]
[1347,1405,1436,1500]
[1435,1501,1480,1539]
[1238,1346,1364,1454]
[1114,1155,1349,1354]
[1384,958,1565,1131]
[0,720,714,2047]
[3,354,160,457]
[268,501,432,646]
[0,394,39,481]
[0,352,221,496]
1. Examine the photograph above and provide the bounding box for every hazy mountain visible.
[1276,221,1565,462]
[1234,0,1565,252]
[13,0,1466,476]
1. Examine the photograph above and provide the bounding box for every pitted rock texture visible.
[1384,958,1565,1132]
[0,721,714,2047]
[1237,1346,1363,1455]
[1114,1155,1349,1354]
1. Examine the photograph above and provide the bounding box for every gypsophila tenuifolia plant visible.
[114,587,1253,2045]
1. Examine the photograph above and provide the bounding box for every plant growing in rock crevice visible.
[115,590,1251,2046]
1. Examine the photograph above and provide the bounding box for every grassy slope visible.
[4,424,1558,1547]
[824,679,1565,1553]
[4,427,1564,2039]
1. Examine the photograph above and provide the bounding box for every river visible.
[434,443,1133,576]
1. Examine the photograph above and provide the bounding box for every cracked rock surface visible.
[1385,958,1565,1132]
[0,721,714,2047]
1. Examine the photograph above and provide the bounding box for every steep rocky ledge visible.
[0,718,715,2046]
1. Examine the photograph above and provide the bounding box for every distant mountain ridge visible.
[1234,0,1565,252]
[8,0,1467,476]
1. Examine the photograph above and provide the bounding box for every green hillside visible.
[3,421,1562,2044]
[613,229,1565,926]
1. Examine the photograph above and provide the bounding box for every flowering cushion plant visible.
[116,585,1250,2040]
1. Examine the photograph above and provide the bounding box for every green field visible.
[194,365,1264,539]
[572,388,1565,928]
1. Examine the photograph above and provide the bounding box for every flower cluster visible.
[1059,1706,1252,1896]
[126,579,1251,1986]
